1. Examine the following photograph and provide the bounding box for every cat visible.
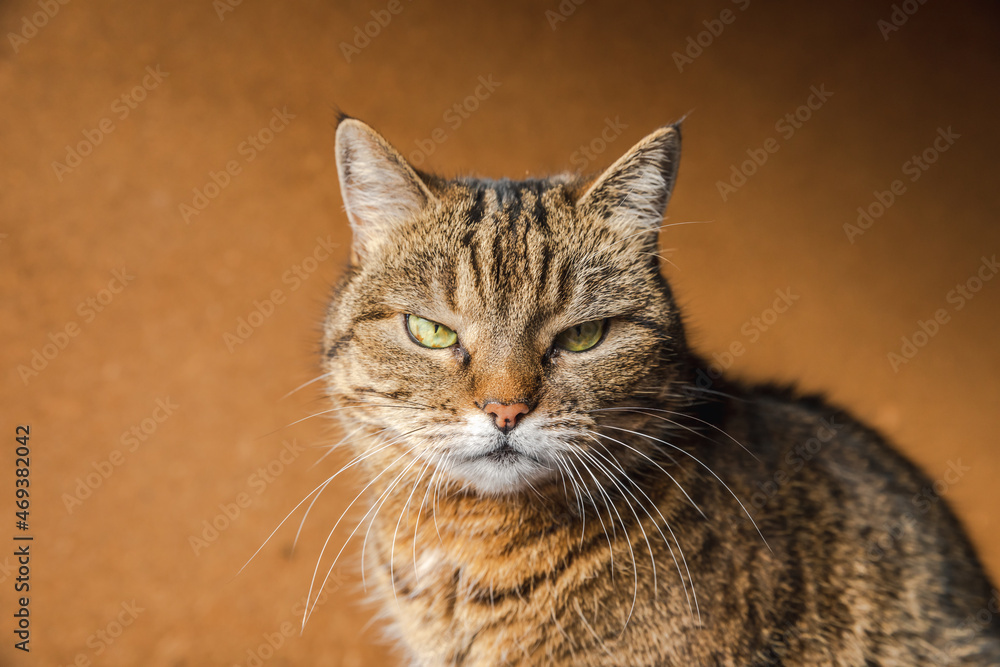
[315,115,1000,665]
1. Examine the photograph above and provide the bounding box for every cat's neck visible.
[362,462,580,581]
[358,436,706,598]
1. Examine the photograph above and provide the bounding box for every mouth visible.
[448,436,554,494]
[464,439,541,466]
[484,442,520,464]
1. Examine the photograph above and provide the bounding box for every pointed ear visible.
[335,118,437,259]
[576,125,681,238]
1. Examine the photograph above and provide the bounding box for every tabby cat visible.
[316,116,1000,665]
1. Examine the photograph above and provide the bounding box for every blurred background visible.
[2,0,999,664]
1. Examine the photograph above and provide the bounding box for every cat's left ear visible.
[335,117,437,259]
[576,124,681,238]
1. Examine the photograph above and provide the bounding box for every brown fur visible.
[320,117,1000,665]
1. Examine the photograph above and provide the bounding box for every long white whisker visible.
[602,424,770,552]
[566,449,639,631]
[575,446,659,614]
[552,455,587,546]
[561,451,617,582]
[238,476,335,576]
[309,425,373,470]
[302,436,424,628]
[585,431,699,623]
[240,428,405,574]
[282,372,333,399]
[412,457,445,581]
[389,457,434,605]
[359,453,425,593]
[262,403,423,438]
[584,419,704,519]
[293,430,404,549]
[592,406,759,462]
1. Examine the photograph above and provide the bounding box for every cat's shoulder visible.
[737,380,933,491]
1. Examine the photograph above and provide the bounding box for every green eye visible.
[555,319,607,352]
[406,315,458,349]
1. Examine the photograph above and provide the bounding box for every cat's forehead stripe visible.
[450,181,560,315]
[459,178,558,230]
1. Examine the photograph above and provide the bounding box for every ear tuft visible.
[335,119,436,258]
[576,125,681,238]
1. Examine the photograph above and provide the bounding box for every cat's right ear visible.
[335,118,437,260]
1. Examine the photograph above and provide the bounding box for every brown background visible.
[2,0,999,664]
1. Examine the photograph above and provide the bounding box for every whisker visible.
[566,449,640,631]
[359,453,425,593]
[302,436,425,628]
[575,446,663,615]
[573,597,614,658]
[389,457,434,605]
[584,432,699,624]
[619,219,712,244]
[293,432,399,549]
[238,476,335,576]
[239,428,406,574]
[261,402,424,438]
[561,451,617,582]
[582,421,704,519]
[282,372,333,399]
[677,384,745,402]
[310,425,372,470]
[431,457,454,544]
[601,424,770,552]
[592,406,759,462]
[411,457,445,582]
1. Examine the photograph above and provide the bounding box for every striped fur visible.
[321,118,1000,665]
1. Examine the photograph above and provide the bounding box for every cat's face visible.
[323,119,685,495]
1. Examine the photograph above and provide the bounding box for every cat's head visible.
[323,118,689,495]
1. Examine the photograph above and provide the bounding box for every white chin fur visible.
[442,415,564,495]
[449,455,556,495]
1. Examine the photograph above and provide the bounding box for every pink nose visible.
[483,402,531,434]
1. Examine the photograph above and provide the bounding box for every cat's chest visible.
[369,520,701,666]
